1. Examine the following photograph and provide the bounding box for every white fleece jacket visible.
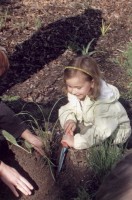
[59,80,131,149]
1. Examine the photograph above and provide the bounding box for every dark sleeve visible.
[0,102,28,138]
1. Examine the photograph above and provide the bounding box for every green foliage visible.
[24,140,33,153]
[18,97,64,181]
[87,141,123,183]
[67,37,101,56]
[81,38,97,56]
[0,8,8,30]
[17,21,27,32]
[111,42,132,99]
[100,19,111,36]
[114,43,132,76]
[0,94,20,102]
[34,17,42,30]
[2,130,31,153]
[74,188,91,200]
[123,43,132,76]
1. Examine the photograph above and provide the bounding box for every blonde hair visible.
[64,56,102,100]
[0,48,9,76]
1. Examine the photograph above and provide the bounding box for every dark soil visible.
[0,0,132,199]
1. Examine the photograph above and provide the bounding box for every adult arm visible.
[0,102,44,155]
[0,102,27,138]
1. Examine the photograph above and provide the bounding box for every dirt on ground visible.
[0,0,132,199]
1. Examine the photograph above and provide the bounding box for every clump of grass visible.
[0,8,9,30]
[100,19,111,36]
[67,38,98,56]
[19,97,64,180]
[0,94,20,101]
[87,140,123,183]
[123,43,132,76]
[34,17,42,30]
[115,43,132,76]
[81,38,97,56]
[114,42,132,99]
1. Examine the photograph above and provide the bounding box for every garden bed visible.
[0,0,131,199]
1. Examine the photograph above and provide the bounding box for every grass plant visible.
[34,17,42,30]
[81,38,97,56]
[67,38,98,56]
[87,140,123,183]
[0,95,65,181]
[0,8,8,30]
[18,97,65,180]
[0,94,20,102]
[123,43,132,76]
[100,19,111,36]
[114,42,132,99]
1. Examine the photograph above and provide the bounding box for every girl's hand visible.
[21,129,44,156]
[61,134,74,148]
[0,161,33,197]
[64,120,76,135]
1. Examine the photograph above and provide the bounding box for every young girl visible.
[59,55,131,149]
[96,151,132,200]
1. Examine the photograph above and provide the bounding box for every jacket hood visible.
[98,80,120,103]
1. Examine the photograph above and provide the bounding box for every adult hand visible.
[21,129,44,156]
[61,134,74,148]
[64,120,76,135]
[0,161,33,197]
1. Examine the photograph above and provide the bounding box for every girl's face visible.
[66,73,94,100]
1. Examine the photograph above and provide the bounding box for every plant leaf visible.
[2,130,31,153]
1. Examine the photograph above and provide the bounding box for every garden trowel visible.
[57,141,68,174]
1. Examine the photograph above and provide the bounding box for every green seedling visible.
[123,43,132,76]
[18,97,65,181]
[34,17,42,30]
[81,38,97,56]
[17,21,27,32]
[87,140,123,183]
[0,94,20,102]
[101,19,111,36]
[0,8,9,30]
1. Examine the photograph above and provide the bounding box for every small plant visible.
[87,140,123,183]
[67,41,81,53]
[123,43,132,76]
[17,21,27,32]
[110,42,132,100]
[0,8,8,30]
[2,130,31,153]
[34,17,42,30]
[0,94,20,102]
[100,19,111,36]
[81,38,97,56]
[18,97,65,180]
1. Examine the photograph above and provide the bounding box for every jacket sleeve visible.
[59,103,77,128]
[0,102,28,138]
[74,103,131,149]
